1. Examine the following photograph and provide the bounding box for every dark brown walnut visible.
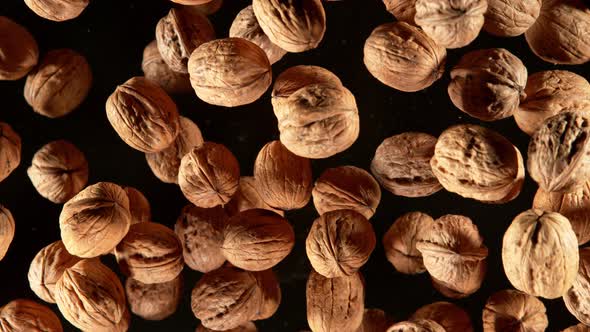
[482,289,548,332]
[416,215,488,298]
[386,319,445,332]
[146,116,204,184]
[564,248,590,325]
[356,308,395,332]
[252,269,281,320]
[563,324,590,332]
[415,0,488,48]
[175,204,227,273]
[364,22,446,92]
[222,209,295,271]
[24,0,88,21]
[411,301,473,332]
[383,0,417,24]
[0,122,21,183]
[188,38,272,107]
[448,48,527,121]
[115,221,183,284]
[252,0,326,53]
[59,182,131,258]
[123,186,151,225]
[431,124,525,203]
[0,299,63,332]
[515,70,590,135]
[0,17,38,80]
[383,212,435,275]
[525,0,590,65]
[254,140,313,210]
[27,140,88,204]
[170,0,213,4]
[226,177,284,217]
[0,205,15,261]
[371,132,441,197]
[178,142,240,208]
[156,7,215,73]
[528,111,590,193]
[142,40,192,94]
[196,322,258,332]
[126,275,182,321]
[483,0,541,37]
[193,0,224,15]
[502,209,579,299]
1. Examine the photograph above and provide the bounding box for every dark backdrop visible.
[0,0,587,331]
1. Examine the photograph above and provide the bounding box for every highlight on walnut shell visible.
[483,0,541,37]
[562,324,590,332]
[0,299,63,332]
[142,40,192,95]
[0,205,15,261]
[411,301,473,332]
[563,247,590,326]
[386,319,445,332]
[193,0,224,15]
[383,0,417,24]
[0,122,21,183]
[356,308,395,332]
[196,322,258,332]
[252,269,282,320]
[363,22,446,92]
[123,186,151,225]
[226,177,284,217]
[24,0,89,22]
[482,289,548,332]
[126,275,182,321]
[0,17,38,80]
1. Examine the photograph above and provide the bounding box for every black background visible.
[0,0,587,331]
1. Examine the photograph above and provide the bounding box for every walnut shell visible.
[178,142,240,208]
[411,301,473,332]
[141,40,192,95]
[0,122,21,183]
[431,124,525,203]
[193,0,224,15]
[482,289,548,332]
[123,186,151,225]
[386,319,445,332]
[171,0,213,4]
[563,324,590,332]
[0,299,62,332]
[356,308,395,332]
[24,0,88,21]
[252,0,326,53]
[222,209,295,271]
[448,48,527,121]
[226,177,284,217]
[483,0,541,37]
[502,209,579,299]
[253,140,313,210]
[0,205,15,261]
[371,132,441,198]
[383,0,417,24]
[363,22,446,92]
[27,140,88,204]
[106,76,180,153]
[0,17,38,80]
[564,248,590,325]
[126,275,182,321]
[252,269,281,320]
[196,322,257,332]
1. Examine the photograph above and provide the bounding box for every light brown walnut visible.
[0,299,62,332]
[123,186,151,225]
[563,324,590,332]
[483,0,541,37]
[226,177,284,217]
[383,0,417,24]
[482,289,548,332]
[0,205,15,261]
[126,275,182,321]
[0,123,21,183]
[564,248,590,325]
[24,0,88,21]
[141,40,192,95]
[356,308,395,332]
[196,322,257,332]
[386,319,445,332]
[411,301,473,332]
[0,17,38,80]
[252,269,281,320]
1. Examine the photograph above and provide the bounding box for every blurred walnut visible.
[364,22,446,92]
[386,319,445,332]
[371,132,441,197]
[0,17,38,80]
[448,48,527,121]
[411,301,473,332]
[197,322,257,332]
[484,0,541,37]
[383,0,416,24]
[126,275,182,321]
[141,41,192,94]
[106,76,180,153]
[0,122,21,183]
[356,308,394,332]
[188,38,272,107]
[27,140,88,204]
[563,324,590,332]
[0,205,15,261]
[226,177,284,216]
[482,289,548,332]
[193,0,224,15]
[252,269,281,320]
[170,0,213,4]
[564,248,590,325]
[123,186,151,224]
[24,0,88,21]
[0,299,62,332]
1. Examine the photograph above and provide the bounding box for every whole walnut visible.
[563,324,590,332]
[178,142,240,208]
[146,116,204,184]
[383,0,417,24]
[306,210,376,278]
[55,259,127,331]
[371,132,441,197]
[448,48,527,121]
[0,17,38,80]
[196,322,258,332]
[123,186,151,225]
[222,209,295,271]
[525,0,590,65]
[59,182,132,258]
[0,122,21,183]
[156,7,215,73]
[364,22,446,92]
[193,0,224,15]
[142,40,192,94]
[515,70,590,135]
[188,38,272,107]
[27,140,88,204]
[483,0,541,37]
[253,140,313,210]
[24,0,88,21]
[415,0,487,49]
[356,308,394,332]
[126,275,182,321]
[411,301,473,332]
[386,319,445,332]
[0,205,15,261]
[482,289,548,332]
[252,0,326,53]
[502,209,579,299]
[431,124,524,203]
[230,5,287,64]
[28,240,81,303]
[564,248,590,325]
[106,76,180,153]
[383,212,435,275]
[0,299,62,332]
[528,111,590,193]
[252,269,281,320]
[306,270,364,332]
[226,177,284,217]
[24,49,92,118]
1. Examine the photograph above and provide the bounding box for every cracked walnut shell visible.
[564,247,590,325]
[411,301,473,332]
[482,289,548,332]
[142,40,191,95]
[226,177,285,217]
[0,122,21,183]
[126,275,182,321]
[24,0,88,21]
[0,299,62,332]
[483,0,541,37]
[0,17,38,80]
[0,205,15,261]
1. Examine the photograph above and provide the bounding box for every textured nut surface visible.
[196,322,257,332]
[502,209,579,299]
[27,140,88,204]
[252,269,281,320]
[386,319,445,332]
[563,324,590,332]
[24,0,88,21]
[383,0,417,24]
[123,186,151,225]
[106,76,180,153]
[371,132,441,197]
[0,122,21,183]
[411,301,473,332]
[363,22,446,92]
[482,289,548,332]
[356,308,394,332]
[0,17,38,80]
[564,248,590,325]
[226,177,284,217]
[448,48,527,121]
[126,275,182,321]
[142,40,192,95]
[0,205,15,261]
[0,299,63,332]
[483,0,541,37]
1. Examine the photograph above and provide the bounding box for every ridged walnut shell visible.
[356,308,395,332]
[24,0,89,21]
[126,275,182,321]
[386,319,445,332]
[123,186,151,225]
[482,289,548,332]
[0,205,15,261]
[564,248,590,325]
[0,299,62,332]
[0,17,38,80]
[411,301,473,332]
[563,324,590,332]
[0,123,21,183]
[383,0,417,24]
[226,177,285,217]
[142,40,192,94]
[483,0,541,37]
[196,322,258,332]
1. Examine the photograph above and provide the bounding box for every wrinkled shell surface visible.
[483,0,541,37]
[0,205,15,261]
[142,40,192,94]
[271,65,342,110]
[482,289,548,332]
[126,275,182,321]
[226,176,284,217]
[252,269,281,320]
[123,186,151,225]
[564,248,590,325]
[411,301,473,332]
[386,319,445,332]
[0,299,62,332]
[0,122,21,183]
[0,17,38,80]
[24,0,88,21]
[383,0,417,24]
[196,322,258,332]
[356,308,394,332]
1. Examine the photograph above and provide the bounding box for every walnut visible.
[0,299,62,332]
[0,122,21,183]
[106,76,180,153]
[564,247,590,325]
[386,320,446,332]
[178,142,240,208]
[123,186,151,225]
[563,324,590,332]
[27,140,88,204]
[55,259,127,331]
[0,17,38,80]
[254,140,313,210]
[142,40,192,95]
[515,70,590,135]
[431,124,525,203]
[252,269,281,320]
[226,177,284,217]
[146,116,204,184]
[371,132,441,197]
[525,0,590,65]
[0,205,15,261]
[188,38,272,107]
[483,0,541,37]
[252,0,326,53]
[502,209,579,299]
[196,322,257,332]
[383,0,417,24]
[411,301,473,332]
[448,48,527,121]
[222,209,295,271]
[59,182,131,258]
[363,22,446,92]
[170,0,213,4]
[356,308,394,332]
[482,289,548,332]
[193,0,224,15]
[24,0,88,21]
[126,275,182,321]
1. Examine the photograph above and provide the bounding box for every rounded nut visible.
[383,0,417,24]
[0,17,38,80]
[483,0,541,37]
[252,269,281,320]
[0,122,21,183]
[226,177,284,217]
[563,324,590,332]
[386,319,445,332]
[24,0,88,21]
[126,275,182,321]
[123,186,151,225]
[482,289,548,332]
[564,248,590,325]
[142,40,192,95]
[356,308,394,332]
[411,301,473,332]
[0,299,62,332]
[0,205,15,261]
[196,322,258,332]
